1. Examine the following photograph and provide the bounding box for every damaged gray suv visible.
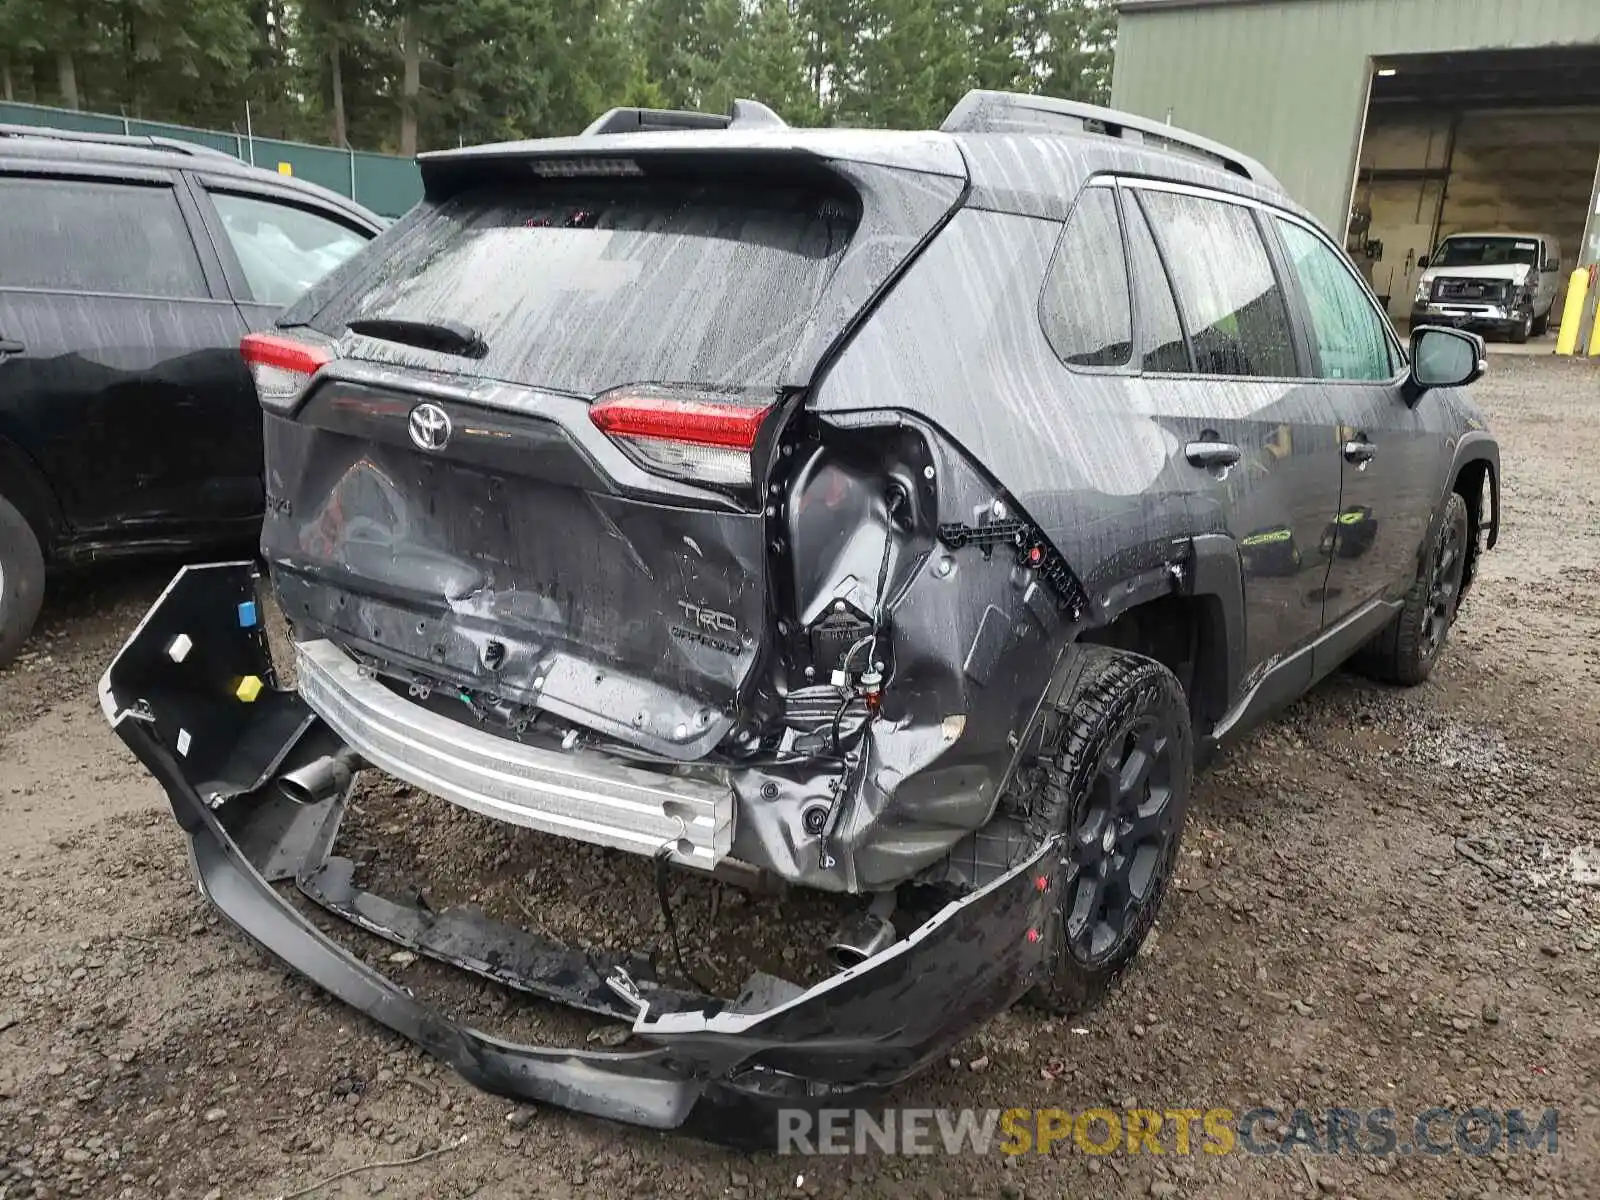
[102,91,1501,1137]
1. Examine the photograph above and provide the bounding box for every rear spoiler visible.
[582,99,787,136]
[416,133,965,203]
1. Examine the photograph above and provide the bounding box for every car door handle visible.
[1184,440,1242,469]
[1343,440,1377,467]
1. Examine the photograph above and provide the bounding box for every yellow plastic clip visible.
[235,675,264,703]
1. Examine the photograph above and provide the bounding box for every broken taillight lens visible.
[240,332,334,414]
[589,386,775,488]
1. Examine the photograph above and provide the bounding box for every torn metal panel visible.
[724,415,1075,894]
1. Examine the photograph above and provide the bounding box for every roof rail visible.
[940,90,1281,191]
[0,122,239,162]
[582,98,787,137]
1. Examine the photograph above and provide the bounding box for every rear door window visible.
[0,175,206,298]
[1039,186,1132,368]
[306,180,858,395]
[209,191,372,307]
[1121,192,1192,374]
[1135,189,1298,378]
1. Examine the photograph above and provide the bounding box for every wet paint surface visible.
[257,120,1497,897]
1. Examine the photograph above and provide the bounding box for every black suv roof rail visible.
[0,121,240,162]
[940,90,1282,191]
[581,98,788,136]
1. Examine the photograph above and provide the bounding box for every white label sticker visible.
[176,728,192,757]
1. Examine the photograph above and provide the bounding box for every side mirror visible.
[1416,255,1429,270]
[1406,326,1486,403]
[1544,258,1561,273]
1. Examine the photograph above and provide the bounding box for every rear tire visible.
[1021,645,1193,1017]
[1354,491,1469,687]
[0,493,46,669]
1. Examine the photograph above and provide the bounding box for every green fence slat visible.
[0,100,421,218]
[0,100,125,134]
[353,152,425,216]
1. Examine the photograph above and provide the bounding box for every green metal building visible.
[1111,0,1600,320]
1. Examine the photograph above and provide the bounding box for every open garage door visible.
[1346,47,1600,347]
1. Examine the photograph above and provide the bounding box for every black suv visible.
[102,92,1500,1138]
[0,125,381,664]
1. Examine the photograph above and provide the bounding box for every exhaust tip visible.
[276,775,320,806]
[825,912,898,972]
[275,748,362,806]
[825,943,872,972]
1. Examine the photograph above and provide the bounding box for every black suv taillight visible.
[240,332,334,414]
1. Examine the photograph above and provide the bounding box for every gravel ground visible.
[1,354,1597,1200]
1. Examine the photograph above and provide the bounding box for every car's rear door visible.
[1266,211,1434,669]
[1121,182,1344,687]
[0,161,257,545]
[1537,237,1561,319]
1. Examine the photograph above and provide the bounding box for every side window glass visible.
[0,176,205,298]
[1040,187,1132,368]
[1123,193,1191,373]
[1275,219,1395,381]
[1137,189,1298,378]
[210,192,372,308]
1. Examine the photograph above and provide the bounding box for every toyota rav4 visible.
[101,91,1500,1138]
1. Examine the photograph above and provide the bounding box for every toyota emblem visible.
[408,402,452,452]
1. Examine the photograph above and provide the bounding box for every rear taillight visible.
[240,332,334,414]
[589,386,775,488]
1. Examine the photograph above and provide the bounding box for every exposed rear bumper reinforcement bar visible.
[295,638,733,870]
[99,564,1056,1140]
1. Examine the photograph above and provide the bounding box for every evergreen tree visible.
[0,0,1119,150]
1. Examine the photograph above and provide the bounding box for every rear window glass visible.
[0,176,205,298]
[1137,189,1297,379]
[211,191,371,307]
[1122,193,1191,374]
[1040,186,1132,368]
[309,181,858,394]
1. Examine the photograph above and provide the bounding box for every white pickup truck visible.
[1411,231,1562,343]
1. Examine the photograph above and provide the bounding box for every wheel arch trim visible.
[0,431,65,555]
[1447,433,1500,551]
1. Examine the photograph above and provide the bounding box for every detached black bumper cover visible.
[99,563,1057,1138]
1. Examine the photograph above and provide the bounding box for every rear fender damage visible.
[733,412,1089,893]
[97,561,1060,1135]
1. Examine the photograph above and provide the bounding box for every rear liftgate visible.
[100,563,1061,1137]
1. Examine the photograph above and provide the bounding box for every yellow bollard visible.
[1556,268,1590,355]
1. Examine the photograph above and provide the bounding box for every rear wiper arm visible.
[345,316,487,359]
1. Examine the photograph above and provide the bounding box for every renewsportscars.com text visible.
[776,1106,1560,1157]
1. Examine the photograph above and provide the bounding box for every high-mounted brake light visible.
[240,332,334,414]
[589,387,775,488]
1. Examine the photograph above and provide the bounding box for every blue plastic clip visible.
[237,600,259,629]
